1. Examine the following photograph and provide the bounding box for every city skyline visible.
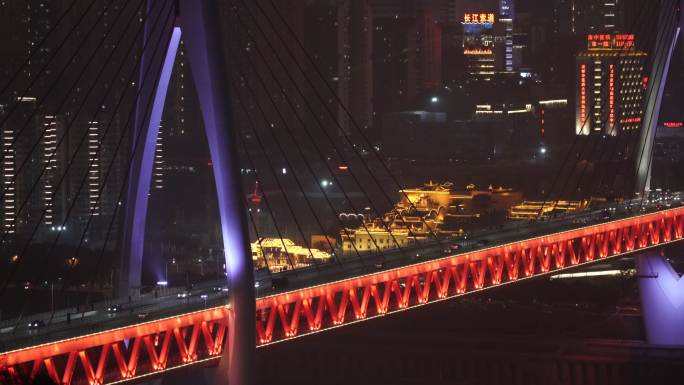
[1,1,684,385]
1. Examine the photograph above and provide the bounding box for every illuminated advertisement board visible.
[587,34,635,50]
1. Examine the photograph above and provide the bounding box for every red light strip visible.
[3,207,684,384]
[1,307,230,385]
[254,206,684,345]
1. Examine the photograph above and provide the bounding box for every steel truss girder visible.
[1,307,229,385]
[3,206,684,384]
[255,206,684,345]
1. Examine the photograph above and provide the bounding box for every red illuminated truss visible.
[3,207,684,384]
[254,207,684,345]
[0,308,229,385]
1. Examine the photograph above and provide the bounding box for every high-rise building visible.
[499,0,515,72]
[409,9,443,100]
[155,40,191,191]
[462,12,497,81]
[0,2,141,245]
[337,0,374,135]
[39,114,68,227]
[0,97,39,235]
[575,34,646,135]
[373,3,443,118]
[568,0,628,36]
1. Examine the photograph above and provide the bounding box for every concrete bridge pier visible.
[637,253,684,345]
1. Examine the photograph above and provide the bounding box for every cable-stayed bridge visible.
[0,0,683,384]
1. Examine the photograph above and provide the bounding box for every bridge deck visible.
[2,203,683,384]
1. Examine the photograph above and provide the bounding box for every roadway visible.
[0,191,679,353]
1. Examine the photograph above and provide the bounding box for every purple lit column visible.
[178,1,255,384]
[637,254,684,345]
[119,13,181,297]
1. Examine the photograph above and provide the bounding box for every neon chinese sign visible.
[609,64,615,129]
[580,64,587,129]
[587,34,635,50]
[463,13,496,24]
[463,49,493,55]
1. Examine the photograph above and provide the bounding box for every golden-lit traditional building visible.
[508,200,587,220]
[507,197,607,219]
[251,238,332,272]
[341,225,411,253]
[341,182,522,253]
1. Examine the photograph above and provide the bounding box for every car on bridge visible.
[107,305,122,315]
[27,320,45,330]
[444,243,462,254]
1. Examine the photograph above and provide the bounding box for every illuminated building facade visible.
[508,197,606,219]
[341,225,411,254]
[1,98,38,235]
[499,0,515,72]
[251,238,332,272]
[462,13,497,81]
[40,115,67,227]
[373,5,442,116]
[341,182,522,254]
[575,34,646,135]
[508,200,587,219]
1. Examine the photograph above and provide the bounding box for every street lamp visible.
[430,96,439,103]
[65,257,79,268]
[157,280,168,296]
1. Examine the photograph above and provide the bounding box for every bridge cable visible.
[539,0,656,212]
[79,9,182,308]
[562,0,661,203]
[0,0,116,174]
[533,0,660,217]
[231,7,398,267]
[230,8,393,268]
[254,0,443,250]
[585,0,677,205]
[239,161,274,275]
[3,0,169,324]
[0,0,135,235]
[584,0,678,205]
[236,1,430,262]
[47,1,177,309]
[229,12,380,271]
[57,2,177,311]
[0,0,157,307]
[0,0,82,102]
[628,0,679,204]
[0,0,144,250]
[228,60,340,273]
[233,97,303,273]
[256,0,446,249]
